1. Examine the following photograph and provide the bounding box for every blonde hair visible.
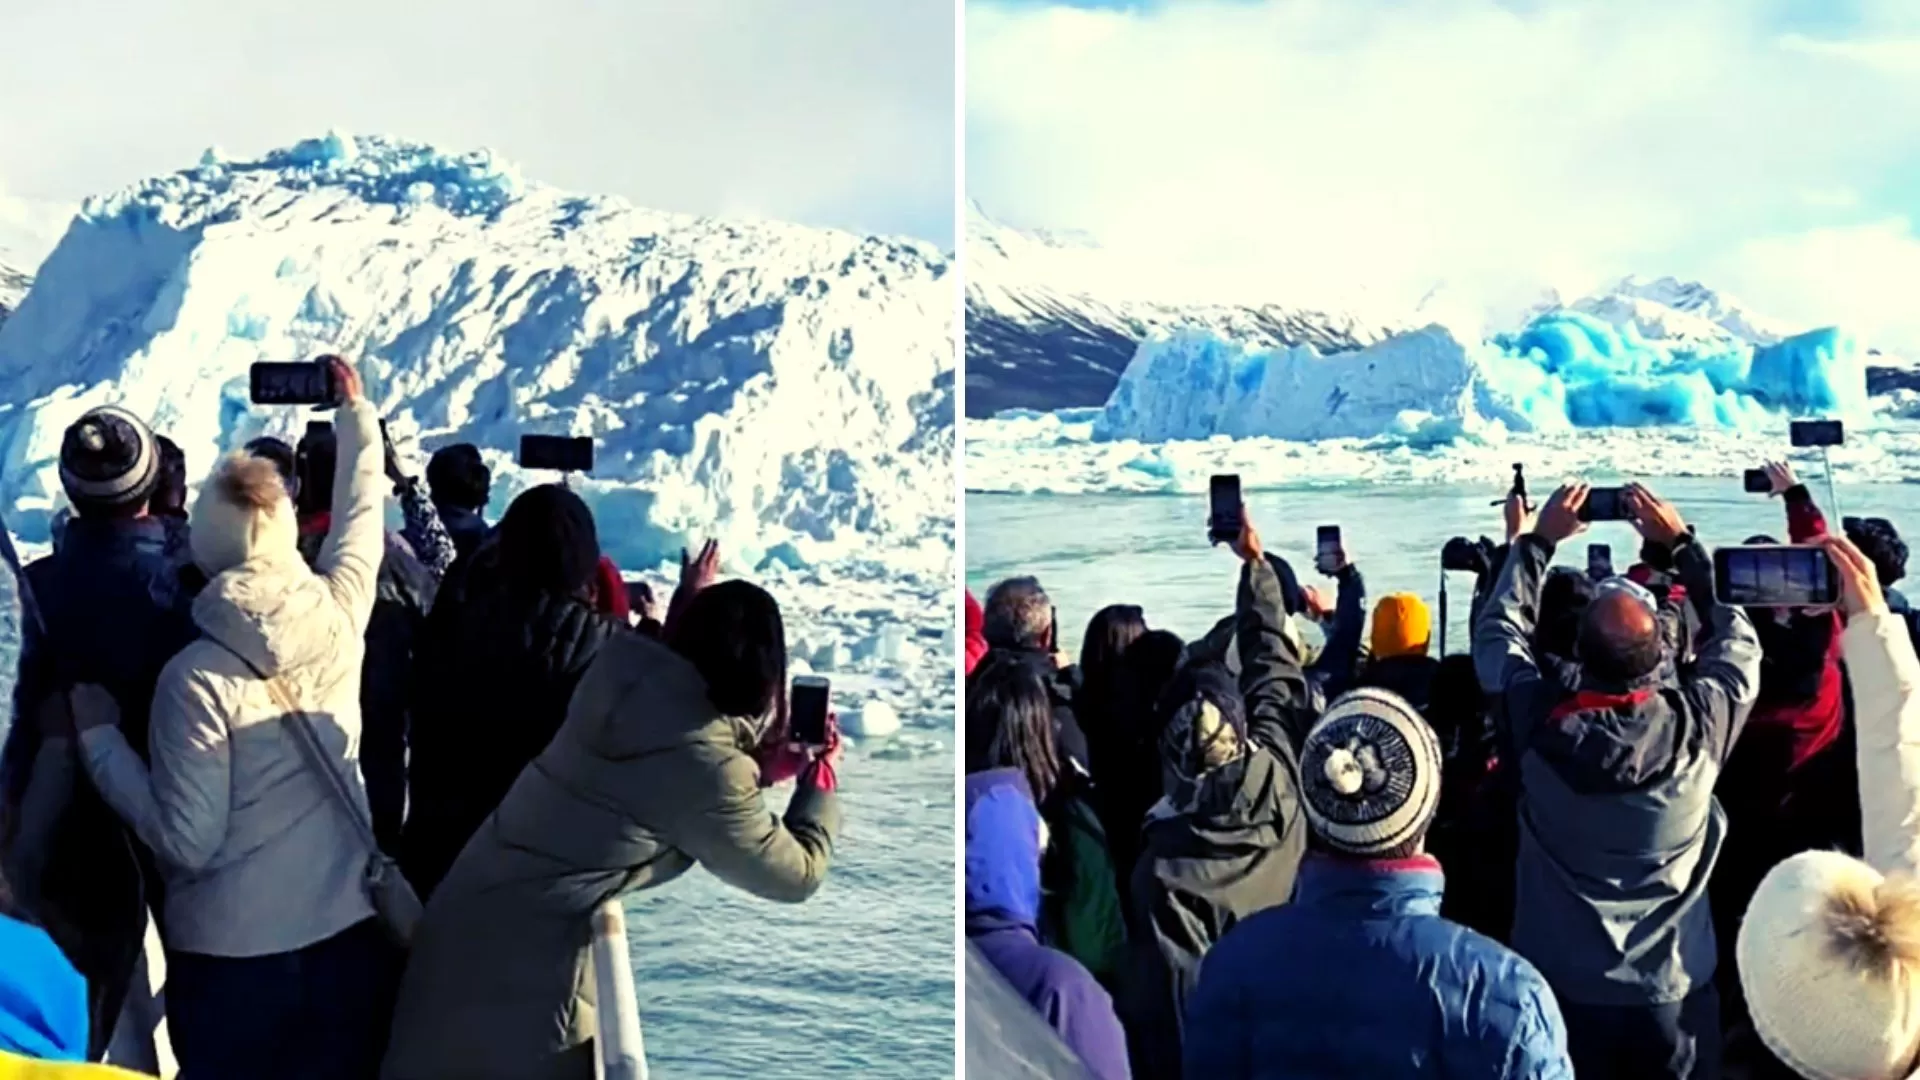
[211,452,289,511]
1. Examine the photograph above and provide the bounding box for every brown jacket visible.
[380,631,840,1079]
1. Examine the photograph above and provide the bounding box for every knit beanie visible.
[59,406,160,513]
[1370,593,1432,660]
[1738,850,1920,1080]
[189,453,301,576]
[1299,687,1442,856]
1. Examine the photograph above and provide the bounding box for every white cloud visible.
[0,0,953,243]
[1714,219,1920,354]
[968,0,1920,342]
[1780,32,1920,74]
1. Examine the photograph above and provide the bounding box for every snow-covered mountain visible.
[965,204,1397,417]
[0,260,28,327]
[969,209,1912,416]
[0,134,955,573]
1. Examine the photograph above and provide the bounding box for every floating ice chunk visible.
[842,700,902,738]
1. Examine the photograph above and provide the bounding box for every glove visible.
[757,715,841,789]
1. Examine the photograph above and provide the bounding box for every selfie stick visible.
[1437,567,1449,657]
[1820,446,1842,522]
[590,900,649,1080]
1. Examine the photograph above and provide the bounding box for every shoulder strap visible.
[202,634,382,854]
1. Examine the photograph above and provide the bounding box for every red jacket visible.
[1748,487,1846,770]
[965,591,989,677]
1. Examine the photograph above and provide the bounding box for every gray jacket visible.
[1474,533,1758,1007]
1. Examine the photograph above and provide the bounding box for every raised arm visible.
[668,747,839,903]
[1232,518,1316,755]
[1474,486,1578,748]
[1826,534,1920,877]
[1311,564,1366,695]
[315,359,387,635]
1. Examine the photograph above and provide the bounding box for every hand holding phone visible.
[1315,525,1344,575]
[789,676,831,747]
[1578,486,1629,523]
[1714,544,1841,608]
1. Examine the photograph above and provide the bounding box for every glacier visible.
[0,133,955,577]
[1096,310,1867,444]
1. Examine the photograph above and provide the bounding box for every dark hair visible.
[669,580,787,720]
[966,651,1063,805]
[427,443,492,512]
[245,437,299,499]
[294,426,337,518]
[495,484,600,599]
[983,576,1053,651]
[1537,568,1594,662]
[152,435,188,518]
[1080,605,1146,723]
[1846,517,1908,588]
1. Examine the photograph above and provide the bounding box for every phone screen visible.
[1588,543,1612,577]
[1714,545,1839,608]
[1208,474,1243,540]
[1581,487,1628,522]
[789,676,831,746]
[1790,420,1845,448]
[1317,525,1341,560]
[250,362,337,406]
[518,435,595,473]
[1743,469,1771,494]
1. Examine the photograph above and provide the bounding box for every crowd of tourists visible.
[0,355,844,1079]
[967,463,1920,1080]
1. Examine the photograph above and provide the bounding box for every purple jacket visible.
[966,769,1131,1080]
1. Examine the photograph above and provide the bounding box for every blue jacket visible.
[0,913,89,1061]
[966,769,1131,1080]
[1183,855,1573,1080]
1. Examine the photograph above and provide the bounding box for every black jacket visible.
[0,516,197,1059]
[1124,557,1314,1078]
[401,554,624,899]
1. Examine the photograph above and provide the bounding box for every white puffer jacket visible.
[1844,609,1920,878]
[80,399,386,958]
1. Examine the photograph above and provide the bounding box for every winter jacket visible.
[1039,784,1128,985]
[401,551,625,900]
[1127,556,1313,1077]
[77,397,388,959]
[0,515,197,1058]
[968,769,1130,1080]
[967,942,1101,1080]
[433,504,491,563]
[1358,653,1441,716]
[1183,855,1574,1079]
[0,913,148,1078]
[380,630,840,1080]
[1474,532,1759,1007]
[1845,608,1920,878]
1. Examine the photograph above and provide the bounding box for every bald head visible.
[1579,590,1664,684]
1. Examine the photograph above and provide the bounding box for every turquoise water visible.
[966,476,1920,657]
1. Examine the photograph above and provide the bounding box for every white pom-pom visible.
[1324,747,1364,795]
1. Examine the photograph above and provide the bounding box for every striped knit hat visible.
[1300,687,1442,855]
[59,406,160,512]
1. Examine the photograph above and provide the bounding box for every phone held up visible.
[1743,468,1771,494]
[1713,544,1841,609]
[1588,543,1613,581]
[1208,474,1243,544]
[250,360,340,407]
[518,434,594,474]
[788,675,831,747]
[1578,486,1630,523]
[1316,525,1341,566]
[1789,419,1845,449]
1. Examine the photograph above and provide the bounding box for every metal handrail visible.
[590,898,649,1080]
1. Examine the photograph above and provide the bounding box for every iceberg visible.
[1096,310,1867,444]
[0,134,955,573]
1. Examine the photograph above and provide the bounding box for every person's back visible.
[1184,688,1571,1080]
[401,485,623,898]
[1475,483,1756,1079]
[382,581,839,1080]
[426,443,492,560]
[0,407,195,1061]
[967,769,1129,1080]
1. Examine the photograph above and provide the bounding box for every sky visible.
[969,0,1920,352]
[0,0,956,260]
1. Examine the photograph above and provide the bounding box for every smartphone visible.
[1317,525,1342,563]
[250,361,338,406]
[1713,544,1841,608]
[1208,474,1243,543]
[1579,486,1629,523]
[1588,543,1613,580]
[1743,468,1771,494]
[789,675,831,746]
[1790,419,1845,448]
[517,434,594,473]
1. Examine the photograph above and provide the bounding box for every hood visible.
[564,630,755,758]
[1146,746,1289,836]
[192,552,357,677]
[965,769,1042,928]
[0,914,89,1061]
